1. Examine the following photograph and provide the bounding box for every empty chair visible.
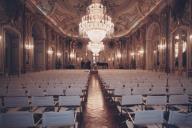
[145,96,167,110]
[168,95,189,105]
[8,84,23,89]
[0,88,6,97]
[46,88,64,96]
[138,83,152,88]
[31,96,55,107]
[42,111,76,128]
[168,81,182,87]
[132,87,150,95]
[129,110,165,128]
[168,111,192,128]
[1,112,36,128]
[59,96,81,107]
[65,88,82,96]
[168,87,184,95]
[185,87,192,95]
[121,95,143,106]
[7,89,26,97]
[4,97,29,110]
[114,87,131,96]
[150,87,167,95]
[168,95,189,112]
[31,96,55,113]
[119,95,143,113]
[27,88,45,96]
[152,82,167,87]
[25,83,39,89]
[0,98,2,109]
[0,114,2,127]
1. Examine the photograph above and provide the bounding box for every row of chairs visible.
[119,95,191,113]
[122,110,192,128]
[0,111,77,128]
[0,87,85,97]
[0,96,82,112]
[99,70,192,128]
[0,70,90,128]
[112,86,192,96]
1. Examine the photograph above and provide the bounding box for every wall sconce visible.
[25,43,34,50]
[175,34,180,40]
[182,41,187,53]
[77,57,82,62]
[108,58,111,61]
[153,50,157,54]
[130,52,135,57]
[47,47,54,55]
[70,51,75,59]
[138,49,144,55]
[56,52,62,58]
[116,51,122,59]
[158,43,166,50]
[0,35,2,41]
[190,34,192,40]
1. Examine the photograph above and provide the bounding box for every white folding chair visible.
[25,83,39,89]
[168,95,189,112]
[59,96,81,107]
[133,110,165,128]
[46,88,64,96]
[0,88,6,97]
[168,87,185,95]
[0,114,2,127]
[7,89,26,97]
[31,96,55,113]
[65,88,82,96]
[27,88,45,96]
[1,112,36,128]
[185,87,192,95]
[114,87,131,96]
[168,111,192,128]
[120,95,143,114]
[150,87,167,95]
[4,97,29,111]
[145,96,167,110]
[8,84,23,89]
[42,111,76,128]
[0,98,2,108]
[169,95,189,105]
[121,95,143,106]
[132,87,150,95]
[31,96,54,107]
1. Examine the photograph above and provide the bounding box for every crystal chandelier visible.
[87,42,104,56]
[79,0,114,43]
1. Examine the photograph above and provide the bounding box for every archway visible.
[172,27,188,72]
[146,22,160,70]
[32,22,45,71]
[3,27,20,75]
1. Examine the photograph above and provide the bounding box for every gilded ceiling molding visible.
[27,0,163,38]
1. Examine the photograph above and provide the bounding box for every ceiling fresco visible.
[29,0,162,38]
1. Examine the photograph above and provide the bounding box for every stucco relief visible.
[29,0,162,38]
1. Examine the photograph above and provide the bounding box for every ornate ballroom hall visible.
[0,0,192,128]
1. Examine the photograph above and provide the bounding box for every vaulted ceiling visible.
[29,0,162,38]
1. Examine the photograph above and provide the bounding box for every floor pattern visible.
[82,74,119,128]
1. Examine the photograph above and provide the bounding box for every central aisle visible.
[83,74,118,128]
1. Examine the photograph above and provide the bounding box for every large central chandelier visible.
[79,0,114,43]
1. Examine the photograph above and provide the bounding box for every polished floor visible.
[82,74,119,128]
